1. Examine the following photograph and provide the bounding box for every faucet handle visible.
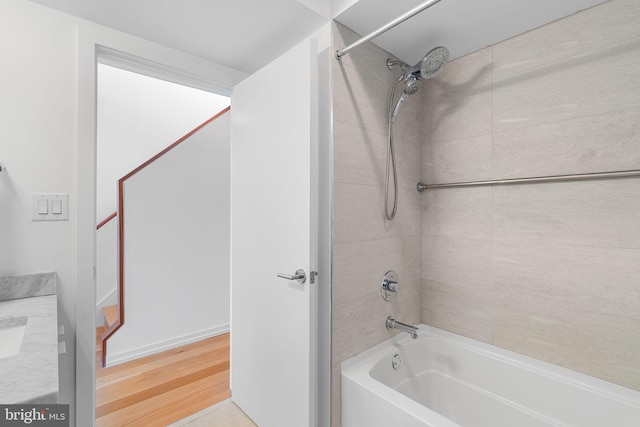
[381,270,398,301]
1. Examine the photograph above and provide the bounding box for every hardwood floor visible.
[96,329,231,427]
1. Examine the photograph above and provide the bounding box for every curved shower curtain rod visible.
[335,0,444,60]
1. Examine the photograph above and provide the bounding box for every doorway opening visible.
[94,63,233,426]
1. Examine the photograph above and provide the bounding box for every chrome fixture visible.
[385,47,449,220]
[387,47,449,124]
[416,169,640,191]
[277,269,306,285]
[381,270,398,301]
[391,353,402,370]
[0,163,5,173]
[335,0,444,60]
[386,316,418,339]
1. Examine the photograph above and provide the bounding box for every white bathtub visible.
[341,325,640,426]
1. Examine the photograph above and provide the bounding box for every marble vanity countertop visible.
[0,294,59,404]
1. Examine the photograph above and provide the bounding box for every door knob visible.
[277,269,306,285]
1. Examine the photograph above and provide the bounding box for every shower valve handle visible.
[381,270,399,301]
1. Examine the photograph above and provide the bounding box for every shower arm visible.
[387,59,409,70]
[336,0,444,60]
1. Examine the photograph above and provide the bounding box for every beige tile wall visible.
[331,22,423,426]
[421,0,640,392]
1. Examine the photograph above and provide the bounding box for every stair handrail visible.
[97,211,117,230]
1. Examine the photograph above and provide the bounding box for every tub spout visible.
[386,316,418,339]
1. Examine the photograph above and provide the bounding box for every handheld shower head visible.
[390,93,408,123]
[390,74,423,123]
[385,46,450,220]
[403,75,422,95]
[387,46,449,123]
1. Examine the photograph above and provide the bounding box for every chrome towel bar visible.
[417,169,640,191]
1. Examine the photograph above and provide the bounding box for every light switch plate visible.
[32,193,68,221]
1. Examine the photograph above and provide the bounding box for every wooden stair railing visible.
[96,211,117,230]
[95,106,230,367]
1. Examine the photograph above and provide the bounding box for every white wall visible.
[0,0,245,425]
[95,219,117,317]
[95,65,229,321]
[96,64,230,222]
[106,111,230,365]
[0,3,82,421]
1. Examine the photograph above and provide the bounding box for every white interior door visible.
[230,38,318,427]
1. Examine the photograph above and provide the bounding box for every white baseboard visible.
[105,324,230,367]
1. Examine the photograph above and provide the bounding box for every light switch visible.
[32,193,68,221]
[52,199,62,215]
[38,199,48,214]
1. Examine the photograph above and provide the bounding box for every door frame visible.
[76,24,243,426]
[77,23,332,427]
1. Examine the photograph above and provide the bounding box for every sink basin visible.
[0,316,28,359]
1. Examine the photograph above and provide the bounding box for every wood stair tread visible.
[103,305,119,329]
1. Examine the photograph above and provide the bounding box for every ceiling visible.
[336,0,607,65]
[27,0,329,74]
[27,0,607,75]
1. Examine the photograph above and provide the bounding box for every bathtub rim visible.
[341,324,640,418]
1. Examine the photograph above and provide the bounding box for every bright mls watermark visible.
[0,405,68,426]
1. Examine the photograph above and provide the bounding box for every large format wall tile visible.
[421,81,492,143]
[421,47,493,103]
[333,61,390,137]
[421,47,493,144]
[333,237,421,305]
[421,236,494,343]
[333,120,421,190]
[333,120,386,187]
[334,183,421,244]
[493,240,640,389]
[493,37,640,133]
[332,22,423,426]
[422,279,494,343]
[493,179,640,249]
[333,122,422,189]
[422,133,492,184]
[493,107,640,179]
[332,292,395,366]
[493,0,640,80]
[494,240,640,321]
[421,236,493,295]
[420,0,640,395]
[494,288,640,389]
[423,187,492,240]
